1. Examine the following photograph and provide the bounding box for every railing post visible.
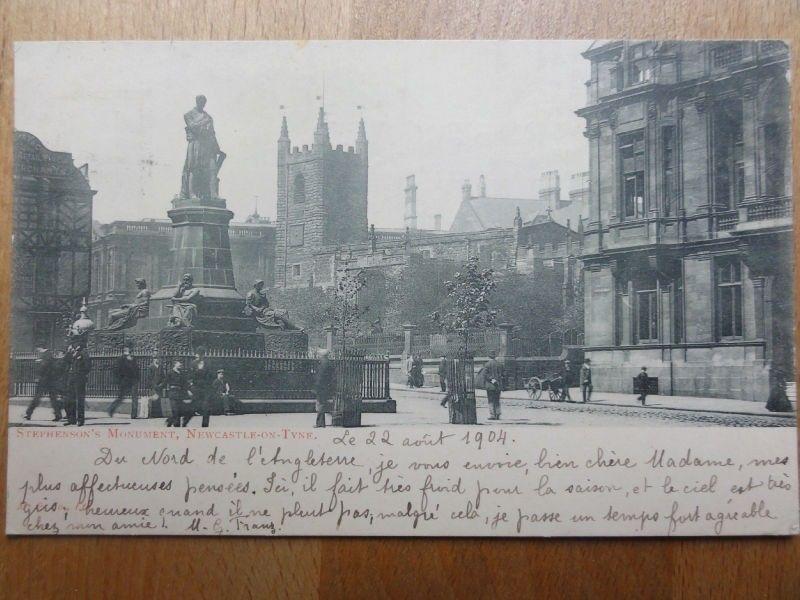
[402,323,417,361]
[324,325,335,352]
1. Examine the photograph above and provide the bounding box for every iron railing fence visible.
[331,333,404,356]
[9,350,391,401]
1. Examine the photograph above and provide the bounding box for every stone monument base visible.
[88,327,308,355]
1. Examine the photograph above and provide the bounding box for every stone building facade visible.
[275,109,369,289]
[12,131,96,351]
[578,41,792,400]
[89,215,275,328]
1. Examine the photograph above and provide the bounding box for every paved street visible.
[9,386,795,429]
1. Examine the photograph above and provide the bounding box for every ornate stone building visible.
[89,215,275,328]
[578,41,792,400]
[12,131,96,351]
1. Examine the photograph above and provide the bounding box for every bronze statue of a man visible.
[106,278,151,330]
[243,280,300,331]
[180,95,226,200]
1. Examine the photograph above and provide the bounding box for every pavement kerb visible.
[390,384,796,420]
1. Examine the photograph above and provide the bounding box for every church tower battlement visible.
[275,108,368,288]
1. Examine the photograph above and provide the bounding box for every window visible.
[619,131,646,219]
[712,43,743,68]
[764,123,785,197]
[713,99,744,208]
[291,264,301,278]
[716,258,743,338]
[628,44,651,84]
[673,280,684,344]
[661,126,676,216]
[293,174,306,203]
[610,64,623,92]
[637,288,658,343]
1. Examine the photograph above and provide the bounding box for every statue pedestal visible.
[88,327,308,356]
[92,193,309,355]
[163,195,238,288]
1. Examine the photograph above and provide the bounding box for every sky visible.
[14,41,590,229]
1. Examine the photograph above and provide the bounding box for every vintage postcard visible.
[6,41,798,537]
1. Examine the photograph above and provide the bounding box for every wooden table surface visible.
[0,1,798,598]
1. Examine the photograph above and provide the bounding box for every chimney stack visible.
[404,175,418,230]
[538,170,562,211]
[462,179,472,202]
[568,171,590,212]
[479,174,486,197]
[434,214,442,231]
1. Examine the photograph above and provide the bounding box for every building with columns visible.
[577,41,792,400]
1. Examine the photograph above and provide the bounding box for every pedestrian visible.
[411,354,424,388]
[580,357,593,403]
[164,360,189,427]
[438,355,447,392]
[559,359,573,402]
[23,348,63,422]
[148,357,164,417]
[63,336,91,426]
[635,366,650,406]
[405,354,414,388]
[314,349,335,427]
[482,351,502,420]
[189,347,215,427]
[213,369,239,415]
[766,369,793,413]
[109,344,139,418]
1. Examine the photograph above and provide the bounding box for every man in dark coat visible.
[147,357,164,417]
[410,354,424,388]
[63,336,91,426]
[437,355,447,393]
[213,369,239,415]
[580,358,593,403]
[188,347,215,427]
[635,366,650,406]
[164,361,189,427]
[24,348,62,421]
[766,369,793,413]
[483,351,502,420]
[559,359,573,402]
[109,345,139,418]
[314,350,335,428]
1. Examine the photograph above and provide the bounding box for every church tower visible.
[275,108,369,288]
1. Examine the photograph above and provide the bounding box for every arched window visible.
[293,174,306,203]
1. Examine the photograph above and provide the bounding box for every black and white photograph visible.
[6,40,798,538]
[10,40,795,430]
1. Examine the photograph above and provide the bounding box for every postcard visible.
[6,40,798,537]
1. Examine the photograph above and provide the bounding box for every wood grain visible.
[1,1,798,598]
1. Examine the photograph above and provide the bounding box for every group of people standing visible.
[23,338,91,426]
[145,347,238,427]
[23,343,238,427]
[405,354,424,388]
